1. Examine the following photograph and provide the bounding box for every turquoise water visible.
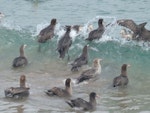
[0,0,150,113]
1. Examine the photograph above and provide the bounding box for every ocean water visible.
[0,0,150,113]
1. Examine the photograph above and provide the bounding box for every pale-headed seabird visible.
[71,24,93,33]
[86,19,105,41]
[38,18,57,43]
[76,58,102,84]
[12,44,28,68]
[71,45,89,72]
[45,78,72,97]
[66,92,98,111]
[113,64,130,87]
[120,29,133,40]
[4,75,30,98]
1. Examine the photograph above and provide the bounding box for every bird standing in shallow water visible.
[76,58,102,84]
[57,26,72,60]
[86,18,105,41]
[66,92,98,111]
[38,18,57,43]
[113,64,130,87]
[71,45,89,72]
[45,78,72,97]
[4,75,30,99]
[12,44,28,68]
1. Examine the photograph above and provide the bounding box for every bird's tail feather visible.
[44,90,54,96]
[66,101,74,108]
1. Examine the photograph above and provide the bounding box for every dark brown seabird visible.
[113,64,130,87]
[86,19,105,41]
[71,45,89,72]
[66,92,98,111]
[76,58,102,84]
[38,18,57,43]
[117,19,150,41]
[12,44,28,68]
[45,78,72,97]
[4,75,30,98]
[57,26,72,59]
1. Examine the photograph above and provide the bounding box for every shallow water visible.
[0,0,150,113]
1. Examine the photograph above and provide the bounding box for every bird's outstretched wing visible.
[117,19,138,32]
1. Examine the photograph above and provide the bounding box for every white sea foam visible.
[0,20,22,31]
[0,13,149,52]
[33,21,49,37]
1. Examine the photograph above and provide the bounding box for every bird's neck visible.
[121,70,127,76]
[90,98,96,107]
[66,86,72,96]
[81,50,87,57]
[50,24,56,29]
[98,23,103,28]
[20,48,24,57]
[66,30,71,34]
[93,64,101,74]
[20,81,25,87]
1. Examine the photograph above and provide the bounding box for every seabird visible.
[72,25,83,33]
[57,26,72,59]
[87,24,94,32]
[76,58,102,84]
[113,64,130,87]
[12,44,28,68]
[71,24,93,33]
[117,19,150,41]
[38,18,57,43]
[4,75,30,98]
[86,19,105,41]
[66,92,98,111]
[71,45,89,72]
[45,78,72,97]
[120,29,133,40]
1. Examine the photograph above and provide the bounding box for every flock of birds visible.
[1,11,150,111]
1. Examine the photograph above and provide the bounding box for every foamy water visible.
[0,0,150,113]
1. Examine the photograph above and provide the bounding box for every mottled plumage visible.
[38,18,57,43]
[76,58,102,84]
[86,19,105,41]
[71,45,89,72]
[12,44,28,68]
[4,75,30,98]
[66,92,98,111]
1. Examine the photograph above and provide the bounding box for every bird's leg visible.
[67,51,70,61]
